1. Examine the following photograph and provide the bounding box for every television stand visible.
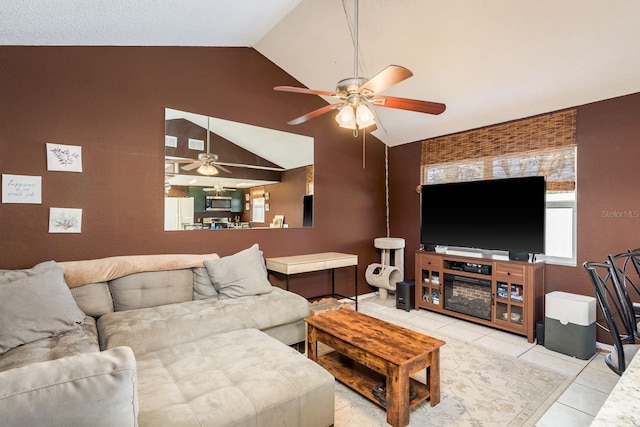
[415,251,545,343]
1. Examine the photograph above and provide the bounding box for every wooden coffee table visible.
[305,308,445,427]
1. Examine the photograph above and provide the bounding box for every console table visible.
[266,252,358,310]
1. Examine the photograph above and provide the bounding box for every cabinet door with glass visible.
[416,253,443,308]
[494,262,526,330]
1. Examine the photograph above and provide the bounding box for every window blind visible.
[421,109,576,190]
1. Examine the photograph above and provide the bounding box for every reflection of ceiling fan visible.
[177,117,231,176]
[274,0,446,130]
[203,184,236,193]
[179,152,231,175]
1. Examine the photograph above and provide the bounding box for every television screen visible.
[420,176,546,254]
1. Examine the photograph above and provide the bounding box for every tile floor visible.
[354,293,620,427]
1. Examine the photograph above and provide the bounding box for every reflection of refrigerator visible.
[164,197,194,230]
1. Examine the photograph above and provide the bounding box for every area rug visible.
[332,303,573,426]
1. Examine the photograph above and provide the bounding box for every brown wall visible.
[389,92,640,342]
[0,46,386,298]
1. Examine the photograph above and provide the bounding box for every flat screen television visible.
[420,176,546,254]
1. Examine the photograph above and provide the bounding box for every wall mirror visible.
[164,108,314,231]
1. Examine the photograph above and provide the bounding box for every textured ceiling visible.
[3,0,640,146]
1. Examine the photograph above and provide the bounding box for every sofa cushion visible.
[70,281,114,317]
[0,315,99,373]
[0,261,85,355]
[108,269,193,311]
[0,346,138,427]
[98,287,310,355]
[204,244,272,299]
[192,267,218,300]
[135,329,334,427]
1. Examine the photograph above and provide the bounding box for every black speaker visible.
[536,321,545,346]
[508,251,530,261]
[423,243,437,252]
[396,280,415,312]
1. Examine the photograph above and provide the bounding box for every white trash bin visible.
[544,291,596,360]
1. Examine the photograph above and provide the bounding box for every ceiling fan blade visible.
[358,65,413,95]
[216,164,232,174]
[216,162,286,172]
[274,86,336,97]
[371,95,446,115]
[180,162,200,171]
[288,103,343,125]
[166,159,196,164]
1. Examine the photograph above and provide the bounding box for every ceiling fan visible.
[179,152,231,176]
[203,184,236,193]
[274,0,446,130]
[175,117,231,176]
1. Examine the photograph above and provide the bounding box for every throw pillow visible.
[0,261,85,354]
[0,260,54,284]
[204,244,272,299]
[193,267,218,300]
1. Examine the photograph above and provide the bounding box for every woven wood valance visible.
[420,109,576,190]
[422,109,576,164]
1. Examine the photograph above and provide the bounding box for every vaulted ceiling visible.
[3,0,640,146]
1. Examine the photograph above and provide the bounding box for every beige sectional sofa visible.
[0,244,335,427]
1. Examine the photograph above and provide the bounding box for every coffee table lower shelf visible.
[317,351,431,410]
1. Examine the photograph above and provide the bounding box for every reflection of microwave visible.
[205,196,232,211]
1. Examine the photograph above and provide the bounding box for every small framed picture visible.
[46,143,82,172]
[2,174,42,204]
[273,214,284,228]
[49,208,82,233]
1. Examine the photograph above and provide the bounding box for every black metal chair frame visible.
[608,250,640,338]
[583,260,640,375]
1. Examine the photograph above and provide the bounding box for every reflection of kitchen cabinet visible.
[184,187,244,213]
[415,251,545,343]
[231,191,244,212]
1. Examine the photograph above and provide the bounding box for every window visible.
[542,191,576,265]
[251,197,265,223]
[249,187,266,223]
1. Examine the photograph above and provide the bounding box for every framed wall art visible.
[2,174,42,204]
[49,208,83,233]
[46,143,82,172]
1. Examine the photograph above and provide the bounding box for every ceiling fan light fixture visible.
[355,104,375,129]
[197,163,219,176]
[335,105,355,127]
